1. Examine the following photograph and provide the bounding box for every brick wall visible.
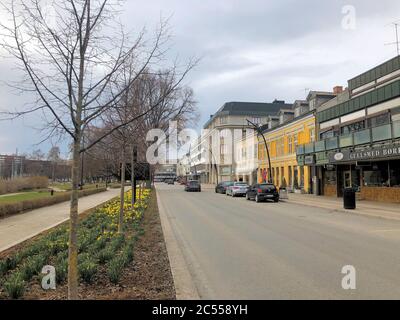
[360,187,400,203]
[324,184,337,197]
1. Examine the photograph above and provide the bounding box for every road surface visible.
[156,183,400,299]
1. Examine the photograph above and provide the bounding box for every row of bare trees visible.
[0,0,198,299]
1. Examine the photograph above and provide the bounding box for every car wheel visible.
[255,195,261,203]
[246,194,250,200]
[274,197,279,202]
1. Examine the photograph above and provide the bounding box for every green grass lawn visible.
[0,191,55,204]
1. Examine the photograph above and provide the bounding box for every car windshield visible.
[259,184,275,189]
[234,183,247,186]
[189,181,199,186]
[224,182,234,186]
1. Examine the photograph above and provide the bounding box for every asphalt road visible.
[156,183,400,299]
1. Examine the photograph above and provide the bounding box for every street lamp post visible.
[208,146,218,184]
[246,119,273,183]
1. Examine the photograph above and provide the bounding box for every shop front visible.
[320,143,400,202]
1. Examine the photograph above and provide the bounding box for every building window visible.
[341,120,365,135]
[220,116,228,125]
[293,134,298,149]
[390,160,400,187]
[288,136,293,154]
[363,162,390,187]
[251,117,262,125]
[324,169,337,185]
[310,128,315,142]
[368,113,389,128]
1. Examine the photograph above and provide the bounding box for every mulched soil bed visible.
[0,190,176,300]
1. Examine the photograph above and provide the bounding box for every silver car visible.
[226,182,249,197]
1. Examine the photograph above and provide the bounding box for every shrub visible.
[0,176,48,195]
[3,272,25,299]
[97,247,114,264]
[20,254,47,281]
[0,187,107,218]
[121,243,134,265]
[55,258,68,284]
[109,234,125,252]
[107,257,125,284]
[78,256,98,284]
[0,259,8,276]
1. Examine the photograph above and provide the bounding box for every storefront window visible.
[300,166,304,188]
[324,169,336,185]
[390,160,400,187]
[363,162,390,187]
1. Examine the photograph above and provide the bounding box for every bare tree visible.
[0,0,196,299]
[47,145,61,182]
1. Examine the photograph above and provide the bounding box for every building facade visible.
[257,90,337,192]
[258,111,316,193]
[297,56,400,203]
[200,100,292,184]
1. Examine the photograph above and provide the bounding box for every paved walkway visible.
[0,188,122,252]
[284,193,400,221]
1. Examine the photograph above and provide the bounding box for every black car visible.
[246,183,279,203]
[185,180,201,192]
[165,179,174,185]
[215,181,234,194]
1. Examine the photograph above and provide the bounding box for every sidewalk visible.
[0,188,123,252]
[202,182,400,221]
[285,192,400,221]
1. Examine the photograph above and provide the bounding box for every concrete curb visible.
[284,199,400,222]
[156,190,200,300]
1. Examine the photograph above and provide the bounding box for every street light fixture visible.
[246,119,273,183]
[207,146,219,184]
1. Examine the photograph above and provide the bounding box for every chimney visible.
[333,86,343,94]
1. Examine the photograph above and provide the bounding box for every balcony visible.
[304,142,314,154]
[394,121,400,138]
[339,134,353,148]
[296,121,400,158]
[372,124,392,142]
[296,145,304,155]
[354,129,370,145]
[314,140,326,152]
[325,137,338,150]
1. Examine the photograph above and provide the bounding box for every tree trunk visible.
[119,148,126,234]
[131,147,135,207]
[68,138,81,300]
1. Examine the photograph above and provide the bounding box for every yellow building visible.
[258,111,316,193]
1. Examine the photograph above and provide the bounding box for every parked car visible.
[165,179,174,185]
[215,181,234,194]
[226,182,249,197]
[246,183,279,203]
[185,180,201,192]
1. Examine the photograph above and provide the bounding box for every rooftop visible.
[203,100,292,128]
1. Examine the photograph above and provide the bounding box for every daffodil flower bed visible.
[0,188,151,299]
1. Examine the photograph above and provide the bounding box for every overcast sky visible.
[1,0,400,157]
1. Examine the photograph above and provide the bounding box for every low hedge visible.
[0,176,49,195]
[0,188,107,218]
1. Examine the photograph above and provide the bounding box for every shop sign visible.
[328,144,400,163]
[304,155,315,165]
